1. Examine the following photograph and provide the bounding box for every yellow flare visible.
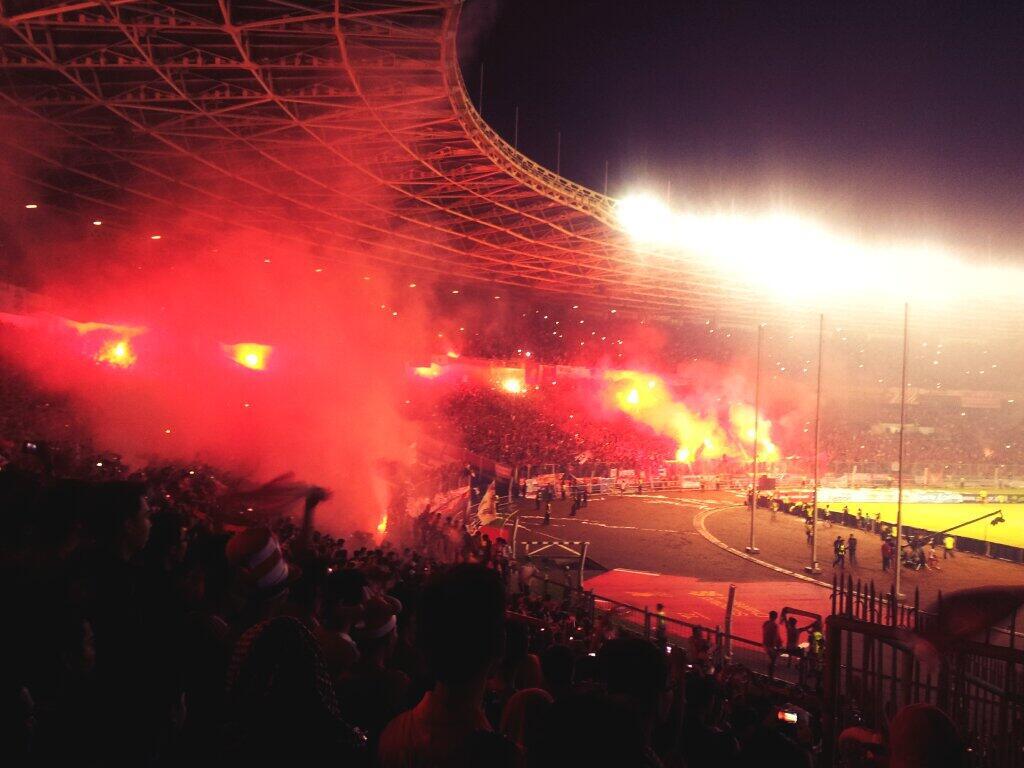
[226,342,271,371]
[95,338,135,368]
[414,363,442,378]
[605,370,780,463]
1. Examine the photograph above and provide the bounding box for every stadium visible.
[1,2,1023,766]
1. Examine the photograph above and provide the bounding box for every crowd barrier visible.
[525,572,809,687]
[522,475,746,496]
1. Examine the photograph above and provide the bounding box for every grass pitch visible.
[822,500,1021,548]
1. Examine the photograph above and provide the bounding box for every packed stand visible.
[434,381,678,475]
[3,451,977,767]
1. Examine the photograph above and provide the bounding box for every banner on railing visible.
[410,484,470,520]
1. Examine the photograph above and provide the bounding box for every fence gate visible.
[823,577,1024,767]
[515,538,590,588]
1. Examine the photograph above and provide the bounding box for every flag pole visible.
[746,323,763,554]
[894,303,909,600]
[806,314,824,574]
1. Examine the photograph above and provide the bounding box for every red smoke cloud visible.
[0,226,434,533]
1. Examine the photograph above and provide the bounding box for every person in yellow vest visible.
[808,621,825,658]
[943,534,955,559]
[832,535,846,569]
[804,620,826,688]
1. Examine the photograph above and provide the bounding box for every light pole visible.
[806,314,824,575]
[746,323,764,554]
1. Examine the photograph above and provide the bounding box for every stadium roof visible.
[0,0,766,323]
[1,1,1021,339]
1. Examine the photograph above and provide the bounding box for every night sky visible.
[459,0,1024,255]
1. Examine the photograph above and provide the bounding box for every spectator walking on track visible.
[847,532,858,566]
[881,538,894,572]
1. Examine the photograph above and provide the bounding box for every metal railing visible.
[524,571,806,686]
[822,577,1024,767]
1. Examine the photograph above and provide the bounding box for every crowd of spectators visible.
[435,381,678,476]
[3,453,978,767]
[1,450,849,768]
[431,376,1024,484]
[822,396,1024,474]
[0,360,978,767]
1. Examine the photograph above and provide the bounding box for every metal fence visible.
[527,572,807,686]
[823,576,1024,767]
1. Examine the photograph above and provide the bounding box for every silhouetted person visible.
[379,565,506,768]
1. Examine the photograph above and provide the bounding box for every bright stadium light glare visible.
[614,192,1018,304]
[615,193,676,244]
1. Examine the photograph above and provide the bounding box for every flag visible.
[476,481,500,527]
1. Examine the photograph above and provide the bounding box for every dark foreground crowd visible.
[0,465,974,768]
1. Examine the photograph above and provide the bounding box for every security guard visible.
[943,534,955,559]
